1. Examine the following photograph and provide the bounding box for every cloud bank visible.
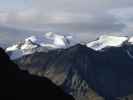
[0,0,133,43]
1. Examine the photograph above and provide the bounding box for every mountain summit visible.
[86,35,133,51]
[6,32,73,60]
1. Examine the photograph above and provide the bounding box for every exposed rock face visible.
[14,44,133,100]
[0,47,74,100]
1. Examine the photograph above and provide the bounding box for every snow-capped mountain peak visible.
[86,35,128,50]
[44,32,71,48]
[128,37,133,44]
[20,39,38,50]
[25,36,38,43]
[6,32,73,60]
[44,32,55,39]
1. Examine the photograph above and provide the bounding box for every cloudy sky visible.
[0,0,133,45]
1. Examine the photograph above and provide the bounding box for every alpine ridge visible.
[0,47,75,100]
[15,43,133,100]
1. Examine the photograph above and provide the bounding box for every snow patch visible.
[6,44,19,52]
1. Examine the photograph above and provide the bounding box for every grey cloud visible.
[39,22,125,34]
[110,7,133,35]
[23,13,127,33]
[0,0,133,44]
[32,0,133,13]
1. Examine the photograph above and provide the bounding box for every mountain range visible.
[5,33,133,100]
